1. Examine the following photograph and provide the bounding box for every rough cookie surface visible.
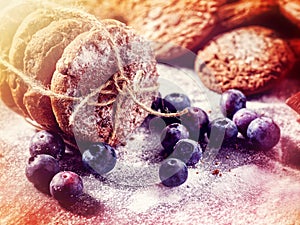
[0,1,40,115]
[122,0,224,59]
[22,18,95,131]
[195,26,295,95]
[51,20,159,146]
[8,7,60,118]
[278,0,300,28]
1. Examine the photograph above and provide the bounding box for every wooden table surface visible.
[0,65,300,225]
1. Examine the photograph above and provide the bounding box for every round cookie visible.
[114,0,224,60]
[8,7,60,118]
[0,1,43,114]
[8,6,99,119]
[278,0,300,28]
[216,0,277,28]
[82,0,277,60]
[22,17,97,131]
[195,26,296,95]
[51,19,159,146]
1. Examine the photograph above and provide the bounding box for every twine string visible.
[0,7,188,143]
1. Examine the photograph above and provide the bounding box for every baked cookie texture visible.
[195,26,296,95]
[0,1,43,115]
[278,0,300,28]
[286,91,300,115]
[51,20,159,146]
[0,1,158,146]
[121,0,223,60]
[22,18,96,131]
[79,0,278,59]
[8,7,62,119]
[8,6,98,119]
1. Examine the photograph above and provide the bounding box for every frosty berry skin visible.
[82,142,117,175]
[162,93,191,113]
[29,130,65,159]
[159,158,188,187]
[233,108,258,137]
[50,171,83,203]
[25,154,60,194]
[160,123,189,156]
[220,89,246,119]
[181,106,209,141]
[172,139,203,166]
[162,93,191,125]
[208,118,238,147]
[151,92,163,111]
[247,117,280,150]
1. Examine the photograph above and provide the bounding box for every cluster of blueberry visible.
[219,89,280,150]
[25,89,281,202]
[148,89,280,187]
[146,93,209,187]
[25,130,117,204]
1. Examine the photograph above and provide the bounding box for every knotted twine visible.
[0,5,188,144]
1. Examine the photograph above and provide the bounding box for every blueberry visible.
[247,117,280,150]
[220,89,246,119]
[162,93,191,125]
[171,139,202,166]
[159,158,188,187]
[29,130,65,159]
[208,118,238,147]
[233,108,258,137]
[151,92,163,111]
[162,93,191,113]
[181,107,209,141]
[160,123,189,156]
[25,154,60,194]
[82,142,117,175]
[50,171,83,203]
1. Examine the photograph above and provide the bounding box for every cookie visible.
[51,19,159,146]
[96,0,224,60]
[217,0,277,28]
[22,17,97,131]
[278,0,300,28]
[8,5,99,119]
[8,7,60,118]
[286,92,300,115]
[195,26,296,95]
[81,0,277,60]
[0,1,42,114]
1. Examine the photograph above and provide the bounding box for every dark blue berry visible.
[220,89,246,119]
[159,158,188,187]
[171,139,202,166]
[208,118,238,147]
[247,117,280,150]
[162,93,191,113]
[29,130,65,159]
[50,171,83,203]
[181,107,209,141]
[151,92,163,111]
[82,142,117,175]
[162,93,191,125]
[160,123,189,155]
[233,108,258,137]
[25,154,60,194]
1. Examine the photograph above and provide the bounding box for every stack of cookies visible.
[0,0,159,146]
